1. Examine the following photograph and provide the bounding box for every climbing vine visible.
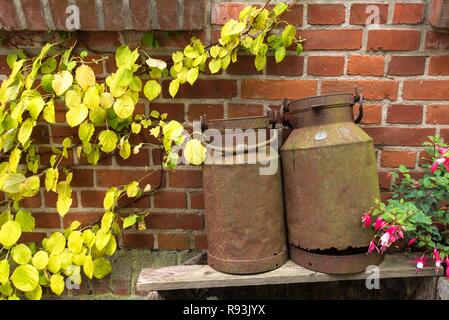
[0,1,302,299]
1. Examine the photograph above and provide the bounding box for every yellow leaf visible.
[52,71,73,96]
[75,64,96,91]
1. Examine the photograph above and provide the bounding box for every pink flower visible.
[368,240,378,254]
[374,218,386,231]
[415,256,427,272]
[434,248,442,272]
[408,238,417,246]
[431,157,446,173]
[379,232,391,253]
[438,147,448,155]
[362,213,371,228]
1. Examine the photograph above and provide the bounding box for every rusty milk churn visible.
[202,116,287,274]
[280,92,383,274]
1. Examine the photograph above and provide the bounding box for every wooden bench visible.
[137,253,444,299]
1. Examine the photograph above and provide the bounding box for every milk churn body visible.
[281,94,383,274]
[203,116,288,274]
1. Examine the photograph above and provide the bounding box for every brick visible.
[347,55,384,76]
[122,233,154,249]
[78,32,122,52]
[427,105,449,124]
[392,3,425,24]
[298,30,363,50]
[184,0,205,29]
[96,170,162,187]
[350,3,389,25]
[21,0,47,30]
[274,4,303,25]
[163,80,237,99]
[20,232,46,244]
[403,81,449,100]
[194,233,207,249]
[151,103,185,122]
[31,125,50,144]
[169,170,202,188]
[103,0,127,30]
[51,126,79,144]
[33,212,60,229]
[388,56,425,76]
[242,80,317,100]
[158,233,190,250]
[75,0,99,30]
[80,190,104,208]
[156,30,207,48]
[368,30,421,51]
[429,56,449,75]
[69,169,94,188]
[48,0,71,30]
[21,193,41,208]
[378,171,392,190]
[155,0,178,30]
[430,0,449,28]
[117,194,150,209]
[267,56,303,76]
[364,128,436,147]
[354,104,382,124]
[381,151,417,168]
[307,56,344,76]
[154,191,186,209]
[39,147,74,167]
[211,2,247,25]
[439,129,449,143]
[129,0,151,30]
[228,104,264,118]
[227,55,262,75]
[63,212,104,228]
[0,55,8,74]
[188,104,224,121]
[190,191,204,209]
[308,4,345,25]
[426,31,449,50]
[44,191,78,208]
[146,213,203,230]
[321,80,398,100]
[116,149,150,166]
[387,104,423,124]
[0,0,20,30]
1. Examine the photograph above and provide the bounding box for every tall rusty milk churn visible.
[201,116,287,274]
[280,92,383,274]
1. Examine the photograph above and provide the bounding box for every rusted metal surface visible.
[289,246,384,274]
[281,93,380,274]
[203,117,287,274]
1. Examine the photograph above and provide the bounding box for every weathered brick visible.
[228,104,264,118]
[392,3,425,24]
[151,103,185,122]
[241,80,317,100]
[190,191,204,209]
[267,56,304,76]
[169,170,202,188]
[427,105,449,124]
[298,30,363,50]
[103,0,127,30]
[321,80,398,100]
[227,55,262,75]
[45,191,78,208]
[96,170,162,187]
[188,104,224,121]
[154,191,187,209]
[211,2,247,25]
[381,151,417,168]
[368,30,421,51]
[347,55,384,76]
[388,56,425,76]
[387,104,423,124]
[21,0,47,30]
[403,81,449,100]
[75,0,99,30]
[146,213,203,230]
[429,56,449,75]
[123,233,154,249]
[184,0,205,29]
[62,212,104,228]
[0,0,20,30]
[350,3,389,25]
[364,128,436,147]
[155,0,178,30]
[129,0,151,30]
[307,56,344,76]
[426,31,449,50]
[116,149,150,166]
[163,80,237,99]
[354,104,382,124]
[308,4,346,25]
[158,233,190,250]
[194,233,207,249]
[48,0,71,30]
[430,0,449,29]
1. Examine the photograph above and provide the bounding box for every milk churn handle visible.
[281,99,293,130]
[353,87,364,124]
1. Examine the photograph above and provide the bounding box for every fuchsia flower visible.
[379,232,391,253]
[438,147,448,155]
[415,256,427,272]
[408,238,417,247]
[368,240,378,254]
[362,213,371,228]
[431,157,447,173]
[374,218,386,231]
[434,248,442,272]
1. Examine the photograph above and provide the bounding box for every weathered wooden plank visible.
[137,254,442,292]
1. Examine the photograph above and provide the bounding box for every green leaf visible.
[273,2,288,16]
[15,210,35,232]
[187,67,199,85]
[123,215,137,229]
[295,43,303,55]
[25,284,42,300]
[18,118,35,146]
[11,264,39,292]
[275,47,286,63]
[11,243,32,265]
[66,104,89,127]
[184,139,207,165]
[43,99,56,123]
[281,25,296,47]
[255,54,267,71]
[50,274,64,296]
[101,211,114,232]
[143,80,162,101]
[119,139,131,160]
[75,64,96,91]
[0,221,21,247]
[83,256,93,279]
[113,95,135,119]
[93,257,112,279]
[89,106,106,125]
[32,250,49,270]
[46,232,66,256]
[56,196,72,217]
[0,260,9,285]
[41,74,54,93]
[1,173,26,193]
[169,79,180,98]
[45,168,59,192]
[98,130,118,153]
[95,230,111,252]
[78,121,95,142]
[126,181,140,198]
[115,45,131,67]
[52,71,73,96]
[27,95,45,120]
[172,51,184,63]
[129,76,142,92]
[221,19,246,37]
[103,188,116,211]
[208,59,221,74]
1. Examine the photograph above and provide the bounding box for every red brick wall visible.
[1,0,449,251]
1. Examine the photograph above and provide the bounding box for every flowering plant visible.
[363,136,449,275]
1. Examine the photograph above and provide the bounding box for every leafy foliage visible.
[0,1,302,299]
